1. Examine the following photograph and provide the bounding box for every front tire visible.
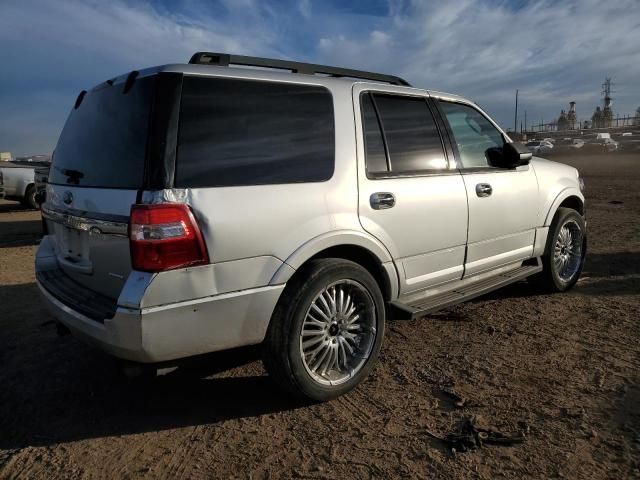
[263,259,385,401]
[22,185,38,209]
[531,207,586,292]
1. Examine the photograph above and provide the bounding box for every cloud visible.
[0,0,639,155]
[299,0,312,18]
[0,0,288,154]
[315,0,640,128]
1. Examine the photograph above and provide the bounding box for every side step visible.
[388,263,542,320]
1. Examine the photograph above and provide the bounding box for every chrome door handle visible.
[475,183,492,197]
[370,192,396,210]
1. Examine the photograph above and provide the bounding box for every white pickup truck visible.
[0,161,50,208]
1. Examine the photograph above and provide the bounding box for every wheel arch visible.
[544,189,584,226]
[22,182,35,199]
[270,230,399,301]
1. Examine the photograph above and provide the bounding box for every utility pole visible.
[514,89,519,133]
[524,110,527,133]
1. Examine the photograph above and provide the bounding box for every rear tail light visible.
[129,203,209,272]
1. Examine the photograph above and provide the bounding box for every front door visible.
[354,87,469,294]
[436,99,539,277]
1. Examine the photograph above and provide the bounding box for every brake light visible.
[129,203,209,272]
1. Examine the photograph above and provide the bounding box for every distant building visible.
[567,102,577,129]
[0,152,12,162]
[557,109,569,130]
[591,77,614,128]
[592,107,603,128]
[15,154,51,163]
[555,102,577,131]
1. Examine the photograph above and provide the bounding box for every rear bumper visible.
[37,281,144,359]
[35,234,285,363]
[37,277,284,363]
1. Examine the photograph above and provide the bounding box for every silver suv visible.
[36,53,586,401]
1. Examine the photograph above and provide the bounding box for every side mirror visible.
[487,142,532,168]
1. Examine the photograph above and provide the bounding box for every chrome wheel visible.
[553,219,584,281]
[299,280,377,386]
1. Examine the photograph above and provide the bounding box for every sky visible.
[1,0,639,156]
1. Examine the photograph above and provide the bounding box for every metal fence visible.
[525,115,640,134]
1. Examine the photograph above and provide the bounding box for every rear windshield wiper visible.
[55,166,85,185]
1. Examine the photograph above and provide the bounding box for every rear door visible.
[43,73,163,300]
[1,165,21,196]
[354,86,468,295]
[435,99,539,276]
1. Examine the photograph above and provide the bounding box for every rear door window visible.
[176,77,335,187]
[50,75,155,188]
[361,93,448,175]
[360,93,388,174]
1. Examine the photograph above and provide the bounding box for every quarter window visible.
[438,101,505,168]
[176,77,335,188]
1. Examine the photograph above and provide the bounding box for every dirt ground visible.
[1,154,639,479]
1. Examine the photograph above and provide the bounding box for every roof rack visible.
[188,52,411,87]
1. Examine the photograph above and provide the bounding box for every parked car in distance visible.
[549,138,585,155]
[617,138,640,153]
[36,53,587,401]
[34,166,49,204]
[526,140,554,155]
[0,160,49,208]
[583,137,619,154]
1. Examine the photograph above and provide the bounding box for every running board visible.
[388,264,542,320]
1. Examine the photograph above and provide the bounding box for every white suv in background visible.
[526,140,554,155]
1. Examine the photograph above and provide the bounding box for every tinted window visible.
[360,93,388,174]
[439,101,504,168]
[176,77,334,187]
[50,76,155,188]
[373,94,447,173]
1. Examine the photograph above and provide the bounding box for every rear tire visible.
[530,207,586,292]
[22,185,38,209]
[263,259,385,401]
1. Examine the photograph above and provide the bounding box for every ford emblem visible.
[63,191,73,205]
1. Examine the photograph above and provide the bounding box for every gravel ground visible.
[1,154,639,479]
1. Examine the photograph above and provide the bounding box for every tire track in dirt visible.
[2,155,640,478]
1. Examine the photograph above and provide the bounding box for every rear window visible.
[176,77,335,188]
[50,75,155,188]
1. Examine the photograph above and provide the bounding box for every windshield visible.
[49,75,156,188]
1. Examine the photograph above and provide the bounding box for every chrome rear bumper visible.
[36,235,285,363]
[37,278,284,363]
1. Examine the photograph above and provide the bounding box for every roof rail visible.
[188,52,411,87]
